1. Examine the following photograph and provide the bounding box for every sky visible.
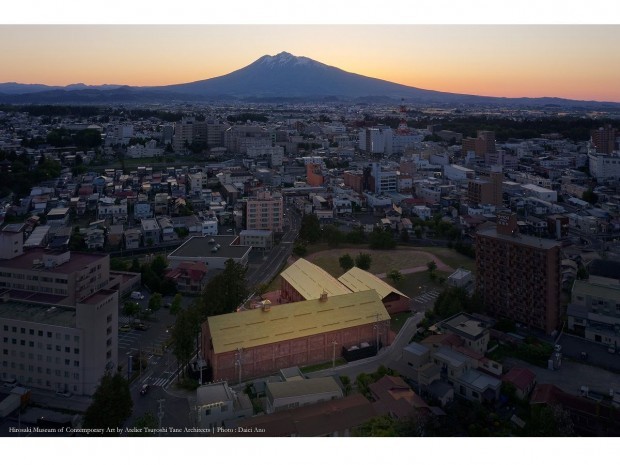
[2,24,620,102]
[2,0,620,103]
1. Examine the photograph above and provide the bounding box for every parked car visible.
[131,291,144,300]
[55,390,72,398]
[3,379,18,388]
[133,322,149,331]
[119,325,132,332]
[140,384,149,395]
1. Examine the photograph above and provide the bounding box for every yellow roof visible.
[207,289,390,354]
[338,267,409,300]
[280,258,352,300]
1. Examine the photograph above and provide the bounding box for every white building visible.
[444,164,475,182]
[522,184,558,203]
[239,230,273,250]
[588,152,620,182]
[359,127,393,155]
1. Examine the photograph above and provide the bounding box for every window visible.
[38,330,43,337]
[65,347,70,353]
[74,361,79,367]
[65,359,70,366]
[56,345,61,352]
[29,329,34,335]
[74,348,80,355]
[20,328,25,334]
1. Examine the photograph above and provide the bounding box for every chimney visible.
[319,290,328,302]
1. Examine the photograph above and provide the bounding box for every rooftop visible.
[0,299,76,327]
[281,258,352,301]
[168,235,251,260]
[476,227,560,251]
[0,248,107,274]
[440,313,488,340]
[338,267,409,300]
[207,289,389,354]
[266,377,341,400]
[196,381,233,406]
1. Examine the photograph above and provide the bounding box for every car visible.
[140,384,149,395]
[3,379,18,388]
[55,390,73,398]
[119,324,132,332]
[227,229,233,233]
[131,291,144,300]
[133,323,149,331]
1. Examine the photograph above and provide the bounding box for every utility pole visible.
[157,399,165,437]
[332,340,337,368]
[236,347,243,385]
[128,354,133,380]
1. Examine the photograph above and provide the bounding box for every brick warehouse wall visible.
[203,321,390,383]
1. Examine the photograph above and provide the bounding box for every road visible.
[305,312,424,380]
[246,205,301,288]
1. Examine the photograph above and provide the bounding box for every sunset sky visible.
[2,5,620,102]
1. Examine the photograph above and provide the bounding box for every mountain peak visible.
[254,51,322,69]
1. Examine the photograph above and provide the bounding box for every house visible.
[124,228,141,250]
[140,218,161,246]
[369,375,431,420]
[503,367,537,400]
[265,377,343,414]
[157,216,177,242]
[195,381,253,430]
[438,313,491,355]
[230,393,377,437]
[107,224,124,249]
[165,261,208,295]
[85,226,105,250]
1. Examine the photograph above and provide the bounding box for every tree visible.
[427,261,437,274]
[148,292,163,313]
[201,259,248,317]
[582,189,599,205]
[299,213,322,243]
[339,253,354,271]
[322,224,343,247]
[293,242,307,257]
[110,258,129,271]
[387,269,403,285]
[82,372,133,434]
[170,293,183,316]
[355,253,372,271]
[172,305,202,378]
[123,301,140,324]
[369,228,396,249]
[340,375,352,396]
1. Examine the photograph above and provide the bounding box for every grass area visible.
[300,358,347,373]
[394,270,450,300]
[410,246,477,272]
[390,312,411,332]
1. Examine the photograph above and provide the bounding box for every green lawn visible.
[411,246,477,272]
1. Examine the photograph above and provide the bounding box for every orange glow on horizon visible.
[1,25,619,103]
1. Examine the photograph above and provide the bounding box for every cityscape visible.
[1,21,620,449]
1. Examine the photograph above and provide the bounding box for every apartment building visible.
[0,237,118,395]
[567,260,620,351]
[591,125,618,155]
[246,190,283,233]
[475,213,561,334]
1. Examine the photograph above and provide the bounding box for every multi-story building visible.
[467,167,503,207]
[475,213,562,334]
[588,152,620,182]
[246,190,283,233]
[140,218,161,246]
[591,125,618,154]
[370,163,397,194]
[0,237,119,395]
[359,127,393,155]
[462,130,496,158]
[567,259,620,351]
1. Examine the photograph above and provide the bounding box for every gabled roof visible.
[338,267,409,300]
[207,289,388,354]
[280,258,352,300]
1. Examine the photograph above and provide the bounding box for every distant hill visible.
[1,52,619,109]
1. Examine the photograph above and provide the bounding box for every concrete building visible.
[195,380,253,430]
[359,127,393,155]
[444,164,475,182]
[475,213,561,334]
[265,377,343,414]
[0,240,119,395]
[202,289,390,382]
[588,152,620,182]
[438,313,491,355]
[567,260,620,351]
[239,230,273,250]
[522,184,558,203]
[140,218,161,246]
[246,190,283,233]
[468,168,503,207]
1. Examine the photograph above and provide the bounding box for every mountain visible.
[1,51,619,108]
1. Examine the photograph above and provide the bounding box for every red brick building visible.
[202,289,391,383]
[475,213,561,334]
